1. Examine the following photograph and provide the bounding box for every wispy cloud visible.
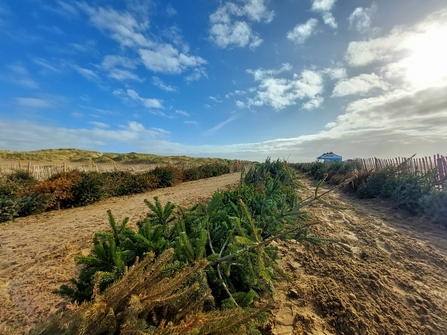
[247,63,292,81]
[16,97,52,108]
[152,76,177,91]
[166,4,177,16]
[89,121,109,128]
[176,110,189,116]
[71,64,101,82]
[108,68,142,82]
[287,18,319,44]
[202,114,240,136]
[208,0,274,49]
[100,55,138,70]
[186,67,207,82]
[33,58,61,74]
[2,63,39,89]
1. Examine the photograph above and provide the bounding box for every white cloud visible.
[247,63,292,81]
[311,0,337,29]
[139,45,206,74]
[349,2,377,34]
[185,120,198,126]
[166,4,177,16]
[71,64,100,82]
[287,18,319,44]
[345,8,447,92]
[89,121,109,128]
[152,76,177,91]
[100,55,138,70]
[176,110,189,116]
[246,66,324,110]
[235,100,246,108]
[126,89,164,109]
[108,68,142,81]
[324,67,347,80]
[3,82,447,161]
[185,67,207,82]
[33,58,61,74]
[16,97,52,108]
[321,12,337,29]
[2,63,39,88]
[202,114,241,136]
[208,0,273,49]
[78,4,151,48]
[311,0,336,12]
[209,20,262,49]
[79,3,206,75]
[332,73,389,97]
[209,96,222,103]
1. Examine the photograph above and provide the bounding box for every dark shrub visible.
[68,171,107,207]
[149,167,182,188]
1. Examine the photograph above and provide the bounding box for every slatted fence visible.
[0,160,245,180]
[357,154,447,188]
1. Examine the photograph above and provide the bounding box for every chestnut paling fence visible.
[0,160,247,180]
[357,154,447,189]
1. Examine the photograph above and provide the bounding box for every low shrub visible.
[33,177,74,210]
[419,191,447,224]
[149,166,183,188]
[0,195,19,222]
[357,170,390,198]
[68,171,107,207]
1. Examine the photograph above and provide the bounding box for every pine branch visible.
[213,220,321,265]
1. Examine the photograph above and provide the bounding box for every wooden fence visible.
[0,160,246,181]
[357,154,447,188]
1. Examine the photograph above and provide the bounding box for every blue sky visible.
[1,0,447,162]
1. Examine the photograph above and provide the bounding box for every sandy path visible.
[0,173,240,331]
[271,175,447,335]
[2,171,447,334]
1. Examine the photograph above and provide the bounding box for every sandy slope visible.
[1,172,447,334]
[271,175,447,335]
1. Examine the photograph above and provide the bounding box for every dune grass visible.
[0,149,231,165]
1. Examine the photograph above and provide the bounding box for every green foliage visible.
[59,159,323,313]
[0,162,229,222]
[0,195,19,222]
[33,249,268,335]
[244,158,303,190]
[0,170,37,196]
[144,197,176,238]
[102,171,159,196]
[149,166,182,188]
[68,171,107,206]
[419,191,447,224]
